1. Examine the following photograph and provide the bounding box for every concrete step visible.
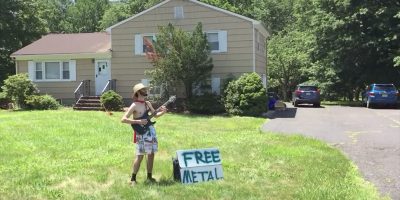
[73,106,104,111]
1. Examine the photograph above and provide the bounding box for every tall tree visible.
[0,0,46,87]
[146,23,214,99]
[66,0,110,32]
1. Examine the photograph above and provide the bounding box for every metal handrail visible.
[101,79,117,94]
[74,80,90,103]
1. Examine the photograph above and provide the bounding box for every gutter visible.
[252,23,256,72]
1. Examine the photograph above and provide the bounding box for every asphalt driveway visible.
[262,104,400,199]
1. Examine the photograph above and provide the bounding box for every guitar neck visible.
[148,101,171,119]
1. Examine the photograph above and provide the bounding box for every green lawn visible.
[0,109,384,200]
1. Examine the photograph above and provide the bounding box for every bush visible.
[0,92,12,109]
[224,73,267,116]
[100,90,124,111]
[187,93,225,114]
[1,73,38,108]
[25,95,60,110]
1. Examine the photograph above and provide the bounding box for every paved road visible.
[262,104,400,199]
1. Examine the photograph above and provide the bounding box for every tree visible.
[0,0,46,88]
[146,23,214,99]
[267,29,313,101]
[37,0,73,33]
[65,0,110,33]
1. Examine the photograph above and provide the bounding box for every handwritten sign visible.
[176,148,223,184]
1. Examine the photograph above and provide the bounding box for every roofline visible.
[106,0,172,32]
[11,52,112,61]
[106,0,270,37]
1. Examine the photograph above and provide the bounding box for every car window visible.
[374,85,396,91]
[298,86,318,91]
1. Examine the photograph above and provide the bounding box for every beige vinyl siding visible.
[255,29,267,75]
[111,0,254,98]
[17,59,95,99]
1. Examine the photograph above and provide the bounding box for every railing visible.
[101,79,117,94]
[74,80,90,103]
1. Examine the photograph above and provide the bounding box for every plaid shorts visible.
[135,125,158,155]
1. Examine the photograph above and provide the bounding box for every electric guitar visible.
[131,96,176,135]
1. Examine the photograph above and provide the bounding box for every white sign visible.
[176,148,223,184]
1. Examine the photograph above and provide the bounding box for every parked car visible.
[363,83,399,108]
[292,85,320,107]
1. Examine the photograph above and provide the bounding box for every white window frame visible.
[206,30,227,53]
[135,33,156,55]
[28,60,76,82]
[141,79,163,98]
[174,6,184,19]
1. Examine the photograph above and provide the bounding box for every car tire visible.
[313,103,320,107]
[294,101,298,107]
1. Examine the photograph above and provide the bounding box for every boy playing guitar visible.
[121,83,167,185]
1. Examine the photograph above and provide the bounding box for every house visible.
[11,0,269,106]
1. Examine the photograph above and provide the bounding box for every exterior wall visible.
[16,59,95,103]
[255,29,267,76]
[111,0,255,98]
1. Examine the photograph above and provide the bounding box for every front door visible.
[95,60,111,95]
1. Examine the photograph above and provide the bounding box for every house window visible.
[143,35,155,53]
[45,62,60,79]
[35,62,42,80]
[206,31,227,53]
[174,6,184,19]
[62,62,70,79]
[207,33,219,51]
[35,61,71,80]
[135,34,156,55]
[141,79,162,98]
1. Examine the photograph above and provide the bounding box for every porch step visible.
[73,96,103,111]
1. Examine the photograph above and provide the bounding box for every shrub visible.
[224,73,267,116]
[100,90,124,111]
[25,95,60,110]
[187,93,225,114]
[0,92,12,109]
[1,73,38,108]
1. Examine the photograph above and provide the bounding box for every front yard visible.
[0,109,382,199]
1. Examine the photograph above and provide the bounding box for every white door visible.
[95,60,111,95]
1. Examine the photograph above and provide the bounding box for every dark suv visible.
[292,85,320,107]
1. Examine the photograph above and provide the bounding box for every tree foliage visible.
[0,0,46,88]
[146,23,214,99]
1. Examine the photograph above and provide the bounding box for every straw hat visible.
[132,83,148,96]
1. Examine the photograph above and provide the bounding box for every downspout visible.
[252,23,256,73]
[15,58,18,74]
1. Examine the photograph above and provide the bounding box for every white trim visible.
[15,60,18,74]
[12,52,111,61]
[29,60,76,82]
[106,0,269,38]
[252,24,256,72]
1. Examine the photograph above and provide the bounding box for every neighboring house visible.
[11,0,269,106]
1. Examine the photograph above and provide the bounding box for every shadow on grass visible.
[144,177,178,187]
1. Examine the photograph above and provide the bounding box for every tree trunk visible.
[185,81,193,100]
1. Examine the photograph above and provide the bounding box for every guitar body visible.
[131,112,155,135]
[130,96,176,135]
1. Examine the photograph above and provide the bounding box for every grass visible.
[0,109,385,200]
[321,101,364,107]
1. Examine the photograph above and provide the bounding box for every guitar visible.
[131,96,176,135]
